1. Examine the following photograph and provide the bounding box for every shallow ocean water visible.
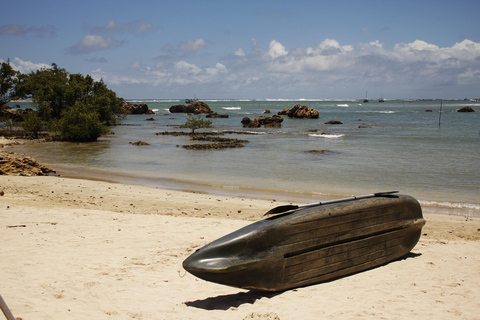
[9,99,480,210]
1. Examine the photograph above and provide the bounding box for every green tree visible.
[59,103,109,142]
[15,63,69,119]
[180,115,213,134]
[0,60,18,110]
[15,63,121,123]
[90,79,122,125]
[14,63,122,141]
[21,113,44,138]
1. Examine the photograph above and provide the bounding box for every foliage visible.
[0,118,15,132]
[180,115,212,134]
[12,63,122,141]
[0,60,18,110]
[58,103,109,142]
[15,63,121,123]
[21,113,44,138]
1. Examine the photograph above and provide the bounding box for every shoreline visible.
[1,137,479,217]
[56,164,480,217]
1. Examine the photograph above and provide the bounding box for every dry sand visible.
[1,176,479,320]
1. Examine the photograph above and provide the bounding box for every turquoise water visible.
[8,99,480,209]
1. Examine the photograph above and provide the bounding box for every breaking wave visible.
[309,133,346,138]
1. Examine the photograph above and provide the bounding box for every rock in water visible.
[457,106,475,112]
[278,104,319,119]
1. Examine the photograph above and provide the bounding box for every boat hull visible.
[183,194,425,292]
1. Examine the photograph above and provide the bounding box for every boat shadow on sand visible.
[184,252,422,310]
[184,291,282,310]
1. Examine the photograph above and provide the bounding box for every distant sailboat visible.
[185,94,199,104]
[363,91,369,103]
[379,95,385,103]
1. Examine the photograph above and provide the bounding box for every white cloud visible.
[268,40,288,59]
[1,57,51,74]
[224,38,480,97]
[369,40,383,48]
[450,39,480,60]
[205,63,228,75]
[175,61,202,75]
[62,37,480,99]
[66,34,127,54]
[234,48,246,58]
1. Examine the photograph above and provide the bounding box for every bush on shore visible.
[1,61,122,142]
[59,103,109,142]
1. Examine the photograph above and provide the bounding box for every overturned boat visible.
[183,192,425,292]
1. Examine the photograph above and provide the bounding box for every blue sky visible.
[1,0,480,99]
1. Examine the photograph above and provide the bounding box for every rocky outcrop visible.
[190,135,248,143]
[182,136,248,150]
[169,105,189,113]
[457,106,475,112]
[169,101,212,114]
[241,115,284,128]
[206,112,229,118]
[325,120,343,124]
[129,141,150,146]
[182,141,246,150]
[121,101,155,114]
[0,152,57,176]
[278,104,319,119]
[305,150,338,154]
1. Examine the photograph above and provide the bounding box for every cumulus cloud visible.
[268,40,288,59]
[0,23,56,38]
[66,34,127,54]
[67,37,480,99]
[1,57,51,74]
[175,61,202,75]
[234,48,246,58]
[205,63,228,76]
[223,38,480,97]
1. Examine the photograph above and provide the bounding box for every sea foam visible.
[309,133,345,138]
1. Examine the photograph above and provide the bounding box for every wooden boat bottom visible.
[280,223,422,290]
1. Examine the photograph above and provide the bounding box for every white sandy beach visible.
[1,175,479,320]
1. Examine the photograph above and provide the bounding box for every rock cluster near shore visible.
[206,112,229,118]
[457,106,475,112]
[182,135,248,150]
[0,152,56,176]
[278,104,319,119]
[121,101,155,114]
[241,115,284,128]
[169,101,212,114]
[129,141,150,146]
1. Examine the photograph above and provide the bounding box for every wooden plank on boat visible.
[183,194,425,292]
